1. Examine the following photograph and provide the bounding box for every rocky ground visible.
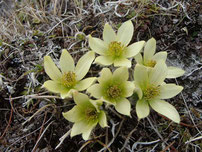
[0,0,201,152]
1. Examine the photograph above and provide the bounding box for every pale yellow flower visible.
[87,67,134,116]
[42,49,96,99]
[134,38,185,78]
[63,92,107,140]
[134,60,183,123]
[89,20,145,67]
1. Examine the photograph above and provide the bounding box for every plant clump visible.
[42,20,185,140]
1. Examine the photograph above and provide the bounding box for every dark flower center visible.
[85,108,98,121]
[107,85,121,99]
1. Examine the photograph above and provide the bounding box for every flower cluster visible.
[42,20,184,140]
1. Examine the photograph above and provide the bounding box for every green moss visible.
[76,33,85,41]
[33,30,44,36]
[126,11,136,19]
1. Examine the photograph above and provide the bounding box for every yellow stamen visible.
[108,41,125,58]
[61,72,76,87]
[107,85,121,99]
[143,85,160,100]
[144,60,156,67]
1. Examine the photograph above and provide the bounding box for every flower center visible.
[107,85,121,99]
[61,72,76,87]
[143,85,160,100]
[85,108,98,121]
[108,41,125,58]
[144,60,156,67]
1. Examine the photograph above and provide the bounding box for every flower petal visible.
[159,83,183,99]
[62,106,83,122]
[149,60,167,86]
[59,49,75,73]
[114,58,131,67]
[103,23,116,44]
[136,99,150,120]
[134,53,143,64]
[89,35,108,55]
[75,51,95,81]
[71,121,87,137]
[42,80,69,95]
[115,98,131,116]
[124,81,135,97]
[166,66,185,78]
[144,38,156,62]
[82,122,97,140]
[149,99,180,123]
[87,84,102,99]
[151,51,167,62]
[98,68,112,83]
[89,99,103,112]
[102,97,116,105]
[94,56,114,66]
[117,20,134,46]
[73,92,89,106]
[44,56,62,81]
[113,67,129,81]
[98,111,108,128]
[134,85,143,99]
[125,41,145,58]
[134,64,149,89]
[75,77,97,91]
[60,89,75,99]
